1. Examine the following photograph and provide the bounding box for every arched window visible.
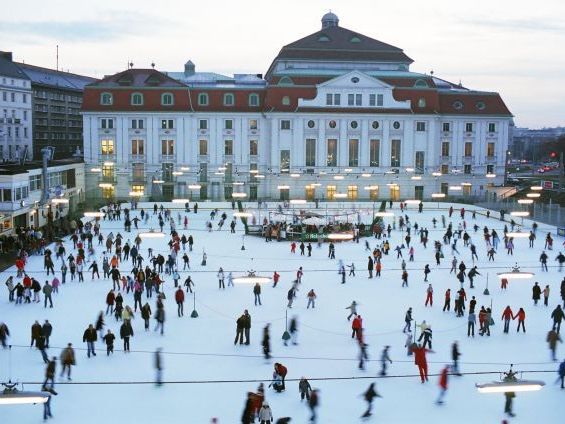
[350,36,361,43]
[223,93,235,106]
[278,77,294,86]
[131,92,143,106]
[414,79,429,88]
[100,92,113,105]
[248,93,259,107]
[281,96,290,106]
[161,93,174,106]
[198,93,209,106]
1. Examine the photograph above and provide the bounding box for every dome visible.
[321,11,339,28]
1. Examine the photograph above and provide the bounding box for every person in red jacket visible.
[436,365,449,404]
[290,242,296,254]
[23,274,31,288]
[513,308,526,333]
[375,261,382,277]
[501,306,513,333]
[175,287,185,317]
[442,288,451,311]
[274,363,288,390]
[352,315,363,339]
[15,258,25,277]
[272,271,280,288]
[412,344,434,383]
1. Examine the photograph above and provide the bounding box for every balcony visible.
[463,155,474,163]
[485,155,497,163]
[159,154,176,162]
[129,154,146,163]
[440,155,451,163]
[129,175,146,184]
[98,153,116,161]
[100,175,116,184]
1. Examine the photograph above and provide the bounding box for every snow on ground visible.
[0,201,564,423]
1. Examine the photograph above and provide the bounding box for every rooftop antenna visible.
[56,45,59,71]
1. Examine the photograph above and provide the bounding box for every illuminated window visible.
[100,139,114,155]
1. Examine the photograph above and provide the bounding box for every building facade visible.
[15,62,96,160]
[0,52,32,162]
[82,13,513,202]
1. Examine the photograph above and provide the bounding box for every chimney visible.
[184,60,195,77]
[0,51,13,61]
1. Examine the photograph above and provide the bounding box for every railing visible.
[485,155,497,162]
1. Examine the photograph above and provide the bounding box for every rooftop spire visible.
[321,11,339,29]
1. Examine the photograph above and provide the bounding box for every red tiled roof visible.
[82,88,190,112]
[437,92,512,116]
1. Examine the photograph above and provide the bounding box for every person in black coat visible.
[36,334,49,363]
[367,256,374,278]
[103,329,115,355]
[83,324,97,357]
[31,320,42,347]
[235,314,245,345]
[42,320,53,348]
[141,302,152,330]
[532,282,542,305]
[120,321,134,352]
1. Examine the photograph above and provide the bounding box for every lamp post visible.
[190,291,198,318]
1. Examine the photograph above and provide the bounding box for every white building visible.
[0,52,32,162]
[82,13,512,202]
[0,159,85,234]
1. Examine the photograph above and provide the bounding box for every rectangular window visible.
[347,185,358,200]
[199,119,208,130]
[100,139,114,155]
[102,165,113,179]
[131,184,144,194]
[487,142,495,157]
[23,110,27,121]
[280,120,291,130]
[486,164,494,174]
[415,151,425,173]
[348,139,359,167]
[23,93,27,103]
[199,140,208,155]
[442,122,450,132]
[390,139,401,167]
[464,142,473,157]
[161,139,174,155]
[416,122,426,132]
[441,142,450,157]
[100,118,114,129]
[326,185,336,200]
[161,119,174,129]
[355,94,362,106]
[488,123,496,132]
[377,94,384,106]
[249,119,258,130]
[305,138,316,167]
[327,139,337,167]
[464,164,472,174]
[131,119,144,129]
[162,163,173,183]
[29,175,42,191]
[465,122,473,132]
[132,164,144,181]
[249,139,258,156]
[280,150,290,172]
[369,94,376,106]
[348,94,354,106]
[224,139,233,155]
[224,119,233,130]
[334,94,341,105]
[326,93,333,106]
[441,164,449,175]
[370,139,380,167]
[131,139,144,155]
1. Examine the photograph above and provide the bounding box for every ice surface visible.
[0,201,563,423]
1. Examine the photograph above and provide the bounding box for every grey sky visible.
[1,0,563,128]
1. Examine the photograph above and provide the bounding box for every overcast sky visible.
[1,0,563,128]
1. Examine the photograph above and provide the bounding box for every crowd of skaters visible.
[1,199,565,422]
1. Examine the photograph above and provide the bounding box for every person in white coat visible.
[259,401,273,423]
